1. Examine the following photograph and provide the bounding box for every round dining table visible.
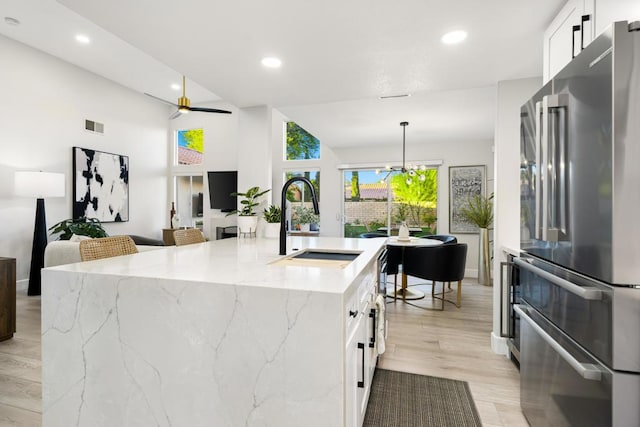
[385,236,443,300]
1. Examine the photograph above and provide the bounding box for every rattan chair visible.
[79,235,139,261]
[173,228,206,246]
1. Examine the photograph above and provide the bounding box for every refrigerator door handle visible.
[514,258,602,300]
[541,96,550,241]
[514,305,602,381]
[534,101,543,240]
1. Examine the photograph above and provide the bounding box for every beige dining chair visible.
[173,228,206,246]
[79,235,139,261]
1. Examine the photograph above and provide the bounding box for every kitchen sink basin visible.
[271,249,362,268]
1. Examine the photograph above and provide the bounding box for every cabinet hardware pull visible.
[349,310,358,318]
[369,308,376,348]
[580,15,591,50]
[572,25,581,58]
[357,343,365,388]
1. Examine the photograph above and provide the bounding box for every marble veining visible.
[42,237,384,426]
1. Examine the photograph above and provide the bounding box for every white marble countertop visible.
[46,236,385,294]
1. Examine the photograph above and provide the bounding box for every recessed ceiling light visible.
[75,34,91,44]
[441,30,467,45]
[4,17,20,26]
[171,83,180,90]
[261,57,282,68]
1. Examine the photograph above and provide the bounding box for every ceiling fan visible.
[145,76,232,119]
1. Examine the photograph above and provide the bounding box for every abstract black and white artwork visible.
[73,147,129,222]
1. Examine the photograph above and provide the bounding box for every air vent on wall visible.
[85,119,104,134]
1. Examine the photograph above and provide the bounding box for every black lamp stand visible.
[28,198,47,296]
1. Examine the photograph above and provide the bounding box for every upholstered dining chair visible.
[417,234,458,244]
[173,228,206,246]
[402,243,468,310]
[79,235,139,261]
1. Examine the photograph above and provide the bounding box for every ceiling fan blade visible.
[168,110,182,120]
[189,107,232,114]
[144,92,179,107]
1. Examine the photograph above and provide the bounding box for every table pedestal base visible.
[385,286,425,300]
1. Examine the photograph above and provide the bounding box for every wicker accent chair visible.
[173,228,206,246]
[79,235,139,261]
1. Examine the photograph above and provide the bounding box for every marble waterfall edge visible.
[42,269,343,426]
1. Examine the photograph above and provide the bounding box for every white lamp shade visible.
[15,171,65,198]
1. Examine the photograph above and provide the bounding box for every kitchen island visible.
[41,236,385,427]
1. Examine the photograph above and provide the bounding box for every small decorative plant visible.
[460,193,494,229]
[49,217,108,240]
[293,206,319,224]
[226,186,270,216]
[263,205,282,223]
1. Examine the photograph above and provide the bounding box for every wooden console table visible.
[0,258,16,341]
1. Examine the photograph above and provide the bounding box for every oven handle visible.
[514,258,602,300]
[514,305,602,381]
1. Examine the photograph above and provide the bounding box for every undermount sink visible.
[271,249,362,268]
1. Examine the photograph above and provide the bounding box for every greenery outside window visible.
[285,122,320,160]
[176,128,204,165]
[284,170,320,230]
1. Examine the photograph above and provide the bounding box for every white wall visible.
[334,140,494,277]
[167,102,239,237]
[491,77,541,355]
[0,35,170,285]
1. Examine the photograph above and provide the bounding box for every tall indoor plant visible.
[460,193,494,286]
[226,186,270,235]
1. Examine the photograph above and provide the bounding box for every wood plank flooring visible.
[379,277,528,426]
[0,280,527,426]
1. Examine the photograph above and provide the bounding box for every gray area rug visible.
[364,369,482,427]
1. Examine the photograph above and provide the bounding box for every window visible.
[343,168,437,237]
[285,122,320,160]
[176,128,204,165]
[284,170,320,231]
[174,175,204,230]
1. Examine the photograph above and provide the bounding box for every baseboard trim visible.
[491,332,509,357]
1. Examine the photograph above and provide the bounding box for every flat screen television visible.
[207,171,237,212]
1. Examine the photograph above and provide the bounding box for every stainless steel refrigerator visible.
[517,20,640,427]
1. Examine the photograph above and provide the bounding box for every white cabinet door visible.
[543,0,585,82]
[355,301,369,427]
[592,0,640,38]
[345,323,359,427]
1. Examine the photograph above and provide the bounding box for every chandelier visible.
[378,121,427,185]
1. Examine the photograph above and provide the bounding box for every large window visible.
[343,168,437,237]
[285,122,320,160]
[284,170,320,231]
[176,128,204,165]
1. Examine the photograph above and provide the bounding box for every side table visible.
[0,258,16,341]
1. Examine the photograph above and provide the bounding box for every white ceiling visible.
[1,0,565,148]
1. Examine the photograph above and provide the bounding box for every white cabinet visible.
[543,0,640,83]
[344,271,378,427]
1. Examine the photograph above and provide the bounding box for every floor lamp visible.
[15,171,65,296]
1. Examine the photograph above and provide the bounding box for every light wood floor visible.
[0,280,527,426]
[379,277,528,426]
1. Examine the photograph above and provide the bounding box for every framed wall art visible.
[449,165,485,233]
[73,147,129,222]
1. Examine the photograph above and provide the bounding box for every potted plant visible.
[460,193,494,286]
[226,186,270,235]
[49,217,108,240]
[293,206,319,233]
[263,204,281,238]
